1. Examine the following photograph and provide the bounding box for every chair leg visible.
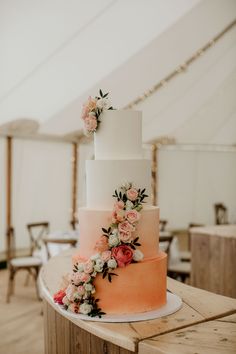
[6,268,15,303]
[24,271,31,286]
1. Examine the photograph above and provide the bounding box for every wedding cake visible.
[54,91,167,317]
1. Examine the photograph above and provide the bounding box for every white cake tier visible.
[94,110,143,160]
[86,159,151,208]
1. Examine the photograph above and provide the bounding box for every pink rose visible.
[118,220,134,234]
[53,289,66,305]
[125,210,140,224]
[72,272,82,285]
[114,200,125,210]
[94,235,109,252]
[126,188,138,201]
[112,209,125,223]
[81,105,89,120]
[101,250,111,262]
[78,272,91,283]
[83,260,94,274]
[119,231,133,243]
[77,285,85,296]
[65,284,76,301]
[112,245,133,268]
[84,115,97,132]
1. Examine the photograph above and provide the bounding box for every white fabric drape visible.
[12,138,72,250]
[158,147,236,228]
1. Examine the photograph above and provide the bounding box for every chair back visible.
[159,235,173,261]
[214,203,228,225]
[159,219,168,232]
[43,238,77,259]
[6,227,15,263]
[27,222,49,256]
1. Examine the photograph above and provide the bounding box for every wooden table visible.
[40,249,236,354]
[190,225,236,297]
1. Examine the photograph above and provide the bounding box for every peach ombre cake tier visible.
[54,90,167,317]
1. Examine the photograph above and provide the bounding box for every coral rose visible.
[94,235,109,252]
[53,289,66,305]
[125,209,140,224]
[112,245,133,268]
[126,188,138,201]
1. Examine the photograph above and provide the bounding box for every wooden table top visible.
[40,249,236,353]
[190,224,236,238]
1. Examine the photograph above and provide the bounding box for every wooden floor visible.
[0,269,44,354]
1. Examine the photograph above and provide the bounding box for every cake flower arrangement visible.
[54,183,148,318]
[81,89,113,136]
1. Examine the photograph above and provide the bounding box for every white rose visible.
[90,253,101,261]
[107,259,117,269]
[96,258,104,268]
[125,200,134,211]
[79,302,93,315]
[77,263,84,272]
[96,97,111,110]
[94,264,103,272]
[133,249,144,262]
[108,234,119,247]
[84,283,93,292]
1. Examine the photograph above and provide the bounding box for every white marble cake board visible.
[53,292,182,323]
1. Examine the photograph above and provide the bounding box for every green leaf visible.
[99,89,103,97]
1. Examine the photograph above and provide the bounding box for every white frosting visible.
[94,110,143,160]
[86,159,151,208]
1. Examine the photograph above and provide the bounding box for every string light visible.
[124,19,236,109]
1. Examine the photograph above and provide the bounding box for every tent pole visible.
[6,136,12,263]
[71,142,78,229]
[151,144,158,206]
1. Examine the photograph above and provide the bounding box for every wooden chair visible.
[159,219,168,232]
[6,222,49,302]
[214,203,228,225]
[43,238,77,260]
[167,235,191,283]
[159,235,173,259]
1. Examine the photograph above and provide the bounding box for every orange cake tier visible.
[93,252,167,314]
[78,206,160,259]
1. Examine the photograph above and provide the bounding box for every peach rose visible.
[112,245,133,268]
[72,272,83,285]
[84,115,97,132]
[126,188,138,201]
[112,209,125,223]
[53,289,66,305]
[86,96,97,111]
[125,209,140,224]
[94,235,109,252]
[68,303,79,313]
[101,250,112,262]
[114,200,125,210]
[118,220,134,234]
